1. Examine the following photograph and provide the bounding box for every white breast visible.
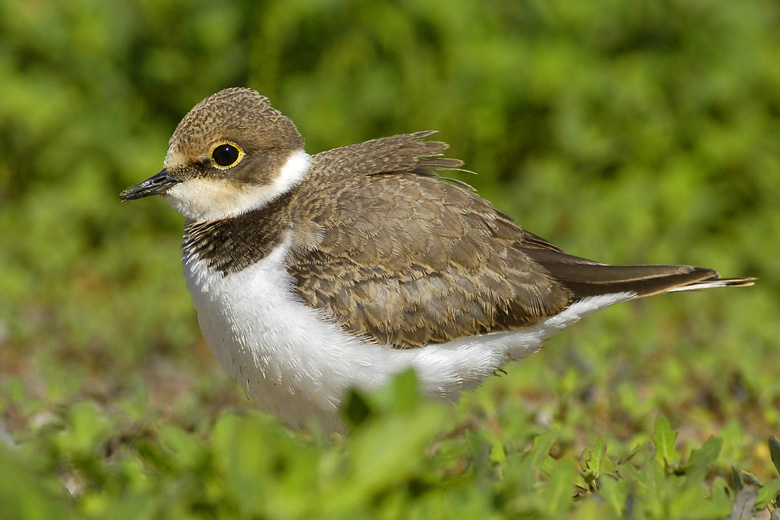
[184,235,634,431]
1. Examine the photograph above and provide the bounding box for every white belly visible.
[184,237,633,431]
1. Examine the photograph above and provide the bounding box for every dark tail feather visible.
[523,248,756,300]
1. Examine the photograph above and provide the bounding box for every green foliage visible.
[3,379,780,518]
[1,0,779,518]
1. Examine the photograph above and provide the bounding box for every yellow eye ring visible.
[210,142,244,169]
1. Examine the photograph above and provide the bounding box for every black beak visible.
[119,169,182,201]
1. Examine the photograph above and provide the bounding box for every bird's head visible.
[120,88,309,222]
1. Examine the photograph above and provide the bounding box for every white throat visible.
[164,149,311,221]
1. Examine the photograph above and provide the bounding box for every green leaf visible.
[489,439,506,465]
[0,443,72,519]
[597,475,628,516]
[158,424,206,470]
[711,477,732,505]
[542,460,576,517]
[652,415,679,468]
[617,462,646,490]
[687,436,723,481]
[756,479,780,510]
[59,400,109,455]
[322,385,447,514]
[671,480,731,519]
[769,436,780,478]
[371,368,422,412]
[211,411,317,518]
[528,430,558,476]
[582,437,608,477]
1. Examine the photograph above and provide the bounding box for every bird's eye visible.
[210,143,243,169]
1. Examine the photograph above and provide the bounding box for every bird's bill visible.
[119,169,182,201]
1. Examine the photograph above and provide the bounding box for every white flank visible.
[165,149,311,221]
[185,234,635,432]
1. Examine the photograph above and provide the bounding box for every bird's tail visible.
[522,248,755,300]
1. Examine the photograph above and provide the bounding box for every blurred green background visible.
[1,0,779,517]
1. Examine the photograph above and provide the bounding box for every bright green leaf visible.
[597,476,628,516]
[652,415,679,468]
[582,437,608,477]
[542,460,576,517]
[687,436,723,481]
[756,479,780,510]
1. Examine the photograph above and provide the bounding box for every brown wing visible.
[287,134,572,349]
[287,133,754,349]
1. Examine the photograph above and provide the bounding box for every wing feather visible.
[288,134,570,348]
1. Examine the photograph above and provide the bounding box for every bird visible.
[120,87,754,432]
